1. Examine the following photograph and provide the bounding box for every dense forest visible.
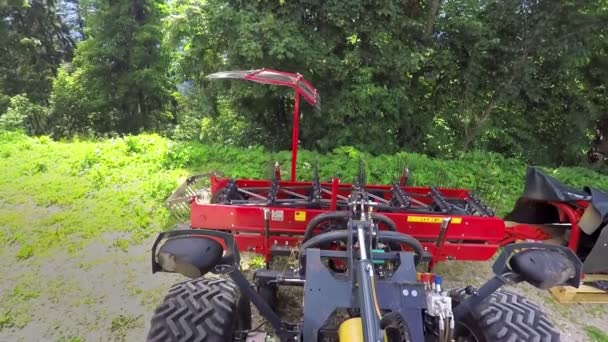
[1,0,607,167]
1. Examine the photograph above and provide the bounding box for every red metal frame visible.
[500,223,551,245]
[190,175,506,267]
[550,201,587,253]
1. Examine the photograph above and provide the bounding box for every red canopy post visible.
[291,91,301,181]
[206,69,319,182]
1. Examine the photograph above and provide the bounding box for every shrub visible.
[0,94,48,135]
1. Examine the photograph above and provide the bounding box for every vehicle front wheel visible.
[147,277,251,342]
[450,288,560,342]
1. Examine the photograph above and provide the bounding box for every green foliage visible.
[247,255,266,270]
[170,89,205,141]
[57,336,86,342]
[0,0,74,112]
[169,90,249,145]
[586,326,608,342]
[0,99,29,133]
[172,140,608,215]
[1,0,607,167]
[164,0,436,152]
[426,0,605,164]
[112,238,131,252]
[0,276,41,330]
[47,65,96,137]
[0,133,183,259]
[3,131,608,264]
[198,98,249,145]
[48,0,172,136]
[160,0,607,166]
[0,94,48,134]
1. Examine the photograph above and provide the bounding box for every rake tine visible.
[356,159,367,187]
[398,164,411,187]
[265,156,275,180]
[490,183,501,215]
[436,170,447,189]
[475,182,500,216]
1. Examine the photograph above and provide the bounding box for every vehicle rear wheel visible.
[147,277,251,342]
[450,288,560,342]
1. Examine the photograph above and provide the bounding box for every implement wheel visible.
[147,278,251,342]
[450,288,559,342]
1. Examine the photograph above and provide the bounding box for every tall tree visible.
[583,1,608,166]
[428,0,604,164]
[165,0,437,152]
[0,0,74,111]
[49,0,171,135]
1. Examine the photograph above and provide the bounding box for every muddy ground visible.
[0,233,607,342]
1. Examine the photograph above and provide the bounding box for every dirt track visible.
[0,233,607,341]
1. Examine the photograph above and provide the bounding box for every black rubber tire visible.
[147,277,250,342]
[450,288,560,342]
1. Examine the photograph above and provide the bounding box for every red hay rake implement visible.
[165,69,558,270]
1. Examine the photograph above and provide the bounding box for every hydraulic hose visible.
[370,274,383,318]
[370,213,398,233]
[302,212,398,242]
[301,230,424,265]
[302,211,350,242]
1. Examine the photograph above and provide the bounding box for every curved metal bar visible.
[301,230,425,263]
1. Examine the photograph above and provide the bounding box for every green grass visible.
[247,255,266,270]
[0,132,185,259]
[110,314,142,340]
[0,272,85,332]
[3,130,608,261]
[0,275,41,329]
[2,131,608,337]
[586,326,608,342]
[56,336,86,342]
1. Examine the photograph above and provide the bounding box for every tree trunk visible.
[461,100,496,151]
[587,117,608,166]
[423,0,442,41]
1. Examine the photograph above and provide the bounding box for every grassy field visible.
[0,131,607,341]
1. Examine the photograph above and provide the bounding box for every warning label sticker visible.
[294,211,307,222]
[271,210,284,222]
[407,216,462,224]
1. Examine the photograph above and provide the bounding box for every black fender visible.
[152,228,241,277]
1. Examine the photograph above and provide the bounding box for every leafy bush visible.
[0,94,48,135]
[170,139,608,215]
[171,92,251,146]
[199,99,248,146]
[170,87,208,141]
[48,65,100,138]
[0,93,10,115]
